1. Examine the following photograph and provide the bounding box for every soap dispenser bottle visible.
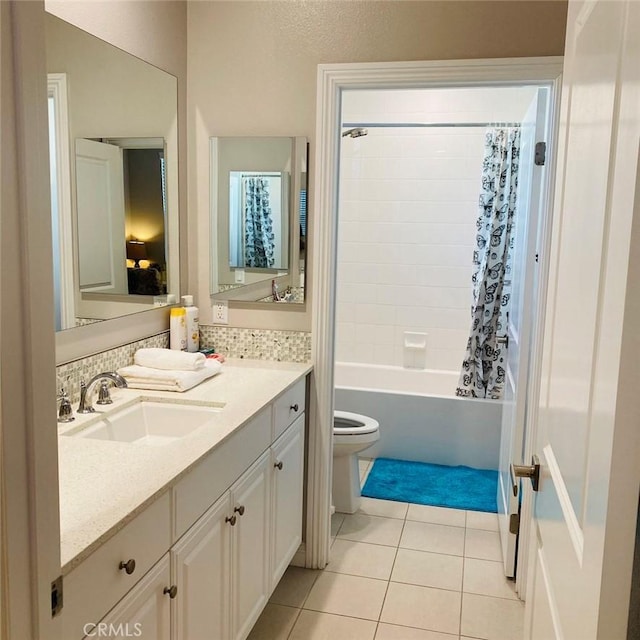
[182,295,199,353]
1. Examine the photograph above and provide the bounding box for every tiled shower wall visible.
[336,87,536,372]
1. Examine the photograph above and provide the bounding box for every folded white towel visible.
[118,359,222,392]
[134,348,206,371]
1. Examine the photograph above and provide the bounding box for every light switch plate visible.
[212,301,228,324]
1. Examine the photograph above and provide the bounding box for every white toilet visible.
[332,410,380,514]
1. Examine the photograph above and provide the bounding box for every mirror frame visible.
[47,13,182,364]
[209,136,308,307]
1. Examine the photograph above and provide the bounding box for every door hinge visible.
[509,513,520,535]
[535,141,547,166]
[51,575,63,617]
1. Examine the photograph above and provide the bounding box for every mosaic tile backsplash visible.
[56,332,169,402]
[200,326,311,363]
[56,328,311,403]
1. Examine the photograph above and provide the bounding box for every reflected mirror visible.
[210,137,308,304]
[46,13,179,331]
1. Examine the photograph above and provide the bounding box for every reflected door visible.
[75,138,127,294]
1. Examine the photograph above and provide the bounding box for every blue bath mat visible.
[362,457,498,513]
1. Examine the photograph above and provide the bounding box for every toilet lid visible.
[334,410,379,435]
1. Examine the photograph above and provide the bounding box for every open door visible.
[75,138,128,294]
[525,0,640,637]
[497,88,549,579]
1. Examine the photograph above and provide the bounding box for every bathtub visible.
[334,362,502,471]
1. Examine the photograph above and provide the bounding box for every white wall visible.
[336,87,537,371]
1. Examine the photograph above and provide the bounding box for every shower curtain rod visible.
[342,122,521,129]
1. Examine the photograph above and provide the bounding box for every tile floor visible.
[249,458,524,640]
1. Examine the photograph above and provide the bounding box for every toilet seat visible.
[334,410,379,435]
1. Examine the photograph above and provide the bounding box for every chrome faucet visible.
[78,372,128,414]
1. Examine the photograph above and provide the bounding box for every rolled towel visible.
[118,359,222,392]
[134,348,206,371]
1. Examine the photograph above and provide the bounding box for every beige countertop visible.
[57,358,312,574]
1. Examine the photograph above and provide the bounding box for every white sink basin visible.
[67,401,220,445]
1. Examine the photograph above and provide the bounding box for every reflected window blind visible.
[299,190,307,236]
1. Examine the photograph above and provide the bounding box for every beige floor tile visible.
[269,566,321,608]
[380,582,461,635]
[338,513,405,547]
[400,520,465,556]
[289,610,377,640]
[304,572,388,621]
[247,603,300,640]
[465,510,499,532]
[359,497,408,520]
[391,548,463,592]
[463,558,518,600]
[464,528,502,562]
[375,623,458,640]
[331,512,346,537]
[406,504,466,528]
[328,539,397,580]
[461,593,524,640]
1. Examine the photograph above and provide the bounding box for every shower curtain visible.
[456,128,521,399]
[243,177,275,268]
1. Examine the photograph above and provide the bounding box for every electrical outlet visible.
[212,301,228,324]
[234,269,245,284]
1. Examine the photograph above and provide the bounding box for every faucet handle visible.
[57,388,75,423]
[96,379,114,405]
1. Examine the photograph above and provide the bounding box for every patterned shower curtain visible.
[456,128,521,399]
[243,177,275,268]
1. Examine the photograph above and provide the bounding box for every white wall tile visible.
[335,87,524,375]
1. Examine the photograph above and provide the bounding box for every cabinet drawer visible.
[273,378,306,440]
[62,492,171,640]
[173,406,271,540]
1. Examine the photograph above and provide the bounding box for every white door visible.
[98,555,171,640]
[525,0,640,637]
[75,138,128,294]
[271,415,305,590]
[230,451,271,640]
[497,88,549,579]
[173,492,231,640]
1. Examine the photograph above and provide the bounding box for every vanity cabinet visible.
[98,555,172,640]
[66,376,307,640]
[271,414,305,590]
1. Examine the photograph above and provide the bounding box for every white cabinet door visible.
[230,451,271,640]
[96,555,171,640]
[172,493,231,640]
[271,414,305,590]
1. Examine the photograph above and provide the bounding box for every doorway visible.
[307,58,563,592]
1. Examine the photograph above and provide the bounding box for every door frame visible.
[308,57,563,576]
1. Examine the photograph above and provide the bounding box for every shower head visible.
[342,127,368,139]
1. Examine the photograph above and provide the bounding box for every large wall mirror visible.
[46,13,179,332]
[210,137,308,304]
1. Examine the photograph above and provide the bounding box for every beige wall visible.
[188,0,567,330]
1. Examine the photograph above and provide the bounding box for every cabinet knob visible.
[290,404,299,412]
[118,559,136,575]
[163,585,178,599]
[225,514,237,526]
[274,461,284,470]
[234,505,245,516]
